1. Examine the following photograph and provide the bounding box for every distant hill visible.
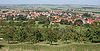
[0,4,100,8]
[82,7,100,9]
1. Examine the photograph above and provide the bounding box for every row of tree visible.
[0,20,100,44]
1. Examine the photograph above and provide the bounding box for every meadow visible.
[0,41,100,51]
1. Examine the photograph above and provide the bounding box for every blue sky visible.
[0,0,100,5]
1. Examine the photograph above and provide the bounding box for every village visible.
[0,7,100,25]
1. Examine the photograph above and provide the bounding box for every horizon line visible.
[0,4,99,6]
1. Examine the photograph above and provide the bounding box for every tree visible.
[85,28,100,42]
[83,13,91,17]
[27,19,35,26]
[4,27,17,43]
[24,27,42,43]
[92,21,100,26]
[61,32,72,41]
[8,21,15,26]
[16,15,26,21]
[43,22,49,28]
[68,21,72,25]
[53,23,59,29]
[42,18,50,28]
[0,20,7,27]
[15,27,27,42]
[7,15,13,20]
[74,20,83,26]
[74,26,87,42]
[60,19,68,25]
[38,17,50,24]
[43,30,58,44]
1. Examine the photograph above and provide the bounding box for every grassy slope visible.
[0,41,100,51]
[1,43,100,51]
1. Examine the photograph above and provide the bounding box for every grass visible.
[1,44,100,51]
[0,11,2,13]
[0,41,100,51]
[35,21,67,28]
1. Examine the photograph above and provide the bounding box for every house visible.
[76,14,82,18]
[0,17,3,19]
[52,16,59,19]
[72,19,76,23]
[87,18,96,24]
[32,17,34,19]
[3,18,7,20]
[0,17,7,20]
[50,21,55,24]
[2,15,5,17]
[27,15,32,19]
[13,18,16,20]
[50,18,61,25]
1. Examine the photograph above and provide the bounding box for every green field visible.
[1,44,100,51]
[0,41,100,51]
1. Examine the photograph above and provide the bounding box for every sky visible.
[0,0,100,5]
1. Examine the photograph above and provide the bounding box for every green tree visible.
[4,27,17,43]
[17,15,26,21]
[68,21,72,25]
[60,19,68,25]
[27,19,35,26]
[85,28,100,42]
[15,27,27,42]
[43,30,58,44]
[83,13,91,18]
[42,18,50,28]
[74,20,83,26]
[24,27,42,43]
